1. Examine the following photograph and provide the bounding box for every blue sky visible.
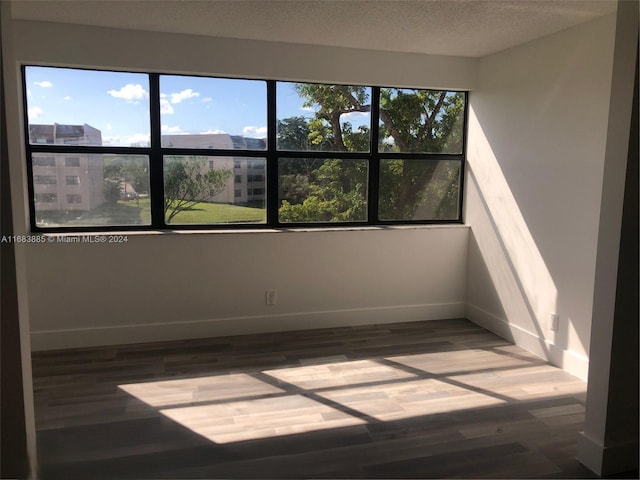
[26,66,371,148]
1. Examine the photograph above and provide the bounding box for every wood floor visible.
[31,319,598,479]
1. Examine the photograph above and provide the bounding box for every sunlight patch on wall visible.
[466,106,558,347]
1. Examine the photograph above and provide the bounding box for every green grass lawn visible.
[167,201,265,224]
[37,199,265,227]
[36,200,151,227]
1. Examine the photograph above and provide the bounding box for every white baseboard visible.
[31,302,466,351]
[465,303,589,381]
[578,432,640,476]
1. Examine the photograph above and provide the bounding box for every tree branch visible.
[379,108,410,151]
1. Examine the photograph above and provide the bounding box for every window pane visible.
[160,76,266,150]
[32,153,150,227]
[379,159,461,221]
[25,66,150,147]
[164,156,266,224]
[278,158,368,223]
[378,89,465,154]
[277,82,371,152]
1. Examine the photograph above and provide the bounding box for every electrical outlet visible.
[550,313,559,331]
[266,290,277,305]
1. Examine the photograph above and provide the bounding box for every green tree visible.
[103,155,150,201]
[277,116,314,150]
[103,177,121,204]
[163,157,232,223]
[279,159,367,222]
[278,85,464,221]
[295,84,370,152]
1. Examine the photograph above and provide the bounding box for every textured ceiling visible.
[10,0,617,57]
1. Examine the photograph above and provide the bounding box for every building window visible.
[33,156,56,167]
[35,193,57,203]
[66,194,82,204]
[34,175,57,185]
[248,159,265,169]
[23,66,466,231]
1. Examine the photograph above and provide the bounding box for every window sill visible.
[39,223,469,239]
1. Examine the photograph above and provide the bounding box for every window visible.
[34,175,57,185]
[164,156,266,225]
[23,66,466,232]
[33,156,55,167]
[160,76,266,150]
[35,193,57,203]
[32,152,151,228]
[278,158,368,223]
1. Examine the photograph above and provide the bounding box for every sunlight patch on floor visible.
[387,348,536,375]
[263,358,416,390]
[159,394,366,443]
[120,373,284,407]
[317,377,506,421]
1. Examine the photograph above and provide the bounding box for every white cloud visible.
[107,84,148,100]
[243,126,268,137]
[201,97,213,103]
[170,89,200,104]
[63,96,71,101]
[160,99,174,114]
[126,133,151,146]
[161,125,182,134]
[342,111,368,119]
[102,136,120,146]
[28,107,44,119]
[201,129,226,135]
[103,133,150,147]
[106,123,113,130]
[34,80,52,88]
[27,89,32,97]
[301,106,314,112]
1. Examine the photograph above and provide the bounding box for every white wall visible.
[2,20,474,351]
[27,227,468,350]
[465,14,617,380]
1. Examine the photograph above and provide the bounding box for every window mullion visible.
[368,86,381,224]
[266,80,278,226]
[148,73,165,228]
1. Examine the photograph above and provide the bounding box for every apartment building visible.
[162,133,266,205]
[29,124,104,212]
[28,126,266,216]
